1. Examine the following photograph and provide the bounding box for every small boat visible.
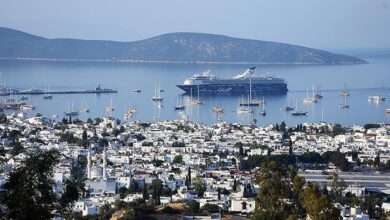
[285,98,294,111]
[106,99,115,112]
[212,107,224,113]
[52,114,59,118]
[292,111,307,116]
[285,106,294,111]
[18,96,28,101]
[129,107,137,114]
[80,101,90,113]
[368,95,386,102]
[64,111,79,116]
[152,83,163,102]
[251,99,264,105]
[133,89,141,93]
[20,104,35,111]
[43,94,53,99]
[386,108,390,114]
[237,107,253,114]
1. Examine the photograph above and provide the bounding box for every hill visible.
[0,27,366,64]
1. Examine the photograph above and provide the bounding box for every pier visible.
[0,85,117,96]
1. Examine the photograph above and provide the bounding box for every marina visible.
[0,57,389,125]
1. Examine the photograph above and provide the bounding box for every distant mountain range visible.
[0,27,366,64]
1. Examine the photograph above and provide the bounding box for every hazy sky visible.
[1,0,389,49]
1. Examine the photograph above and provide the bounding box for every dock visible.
[0,85,117,96]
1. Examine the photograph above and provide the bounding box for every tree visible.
[300,186,340,220]
[0,114,7,124]
[173,155,183,164]
[1,150,78,219]
[202,203,220,214]
[361,193,385,219]
[150,179,163,206]
[186,200,200,214]
[142,184,149,200]
[194,178,205,198]
[187,166,192,188]
[82,130,88,148]
[330,173,347,202]
[252,161,299,219]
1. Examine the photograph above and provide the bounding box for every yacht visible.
[314,85,323,99]
[303,86,317,104]
[133,89,141,93]
[65,101,79,116]
[259,101,266,116]
[291,100,307,116]
[386,108,390,114]
[43,87,52,99]
[152,83,163,102]
[20,104,35,111]
[174,93,185,110]
[188,85,203,105]
[338,95,349,109]
[368,95,386,102]
[340,83,350,97]
[240,77,259,106]
[237,95,253,114]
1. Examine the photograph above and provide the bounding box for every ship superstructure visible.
[176,67,287,95]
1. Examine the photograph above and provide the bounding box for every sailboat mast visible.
[249,77,252,103]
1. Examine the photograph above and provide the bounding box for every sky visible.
[0,0,389,49]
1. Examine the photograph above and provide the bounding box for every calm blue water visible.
[0,57,389,126]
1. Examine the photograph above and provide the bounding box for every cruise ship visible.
[176,67,287,95]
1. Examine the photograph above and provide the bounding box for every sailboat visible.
[314,85,323,99]
[188,85,203,104]
[237,95,253,114]
[338,95,349,109]
[174,93,185,110]
[212,102,224,113]
[43,86,53,99]
[152,83,163,102]
[292,100,308,116]
[259,98,266,116]
[80,101,90,113]
[65,101,79,116]
[340,83,350,97]
[240,77,259,106]
[303,86,317,104]
[285,98,294,111]
[105,99,115,112]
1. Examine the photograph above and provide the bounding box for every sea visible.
[0,54,389,126]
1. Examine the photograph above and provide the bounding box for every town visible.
[1,112,390,219]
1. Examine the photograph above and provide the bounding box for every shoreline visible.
[0,57,368,65]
